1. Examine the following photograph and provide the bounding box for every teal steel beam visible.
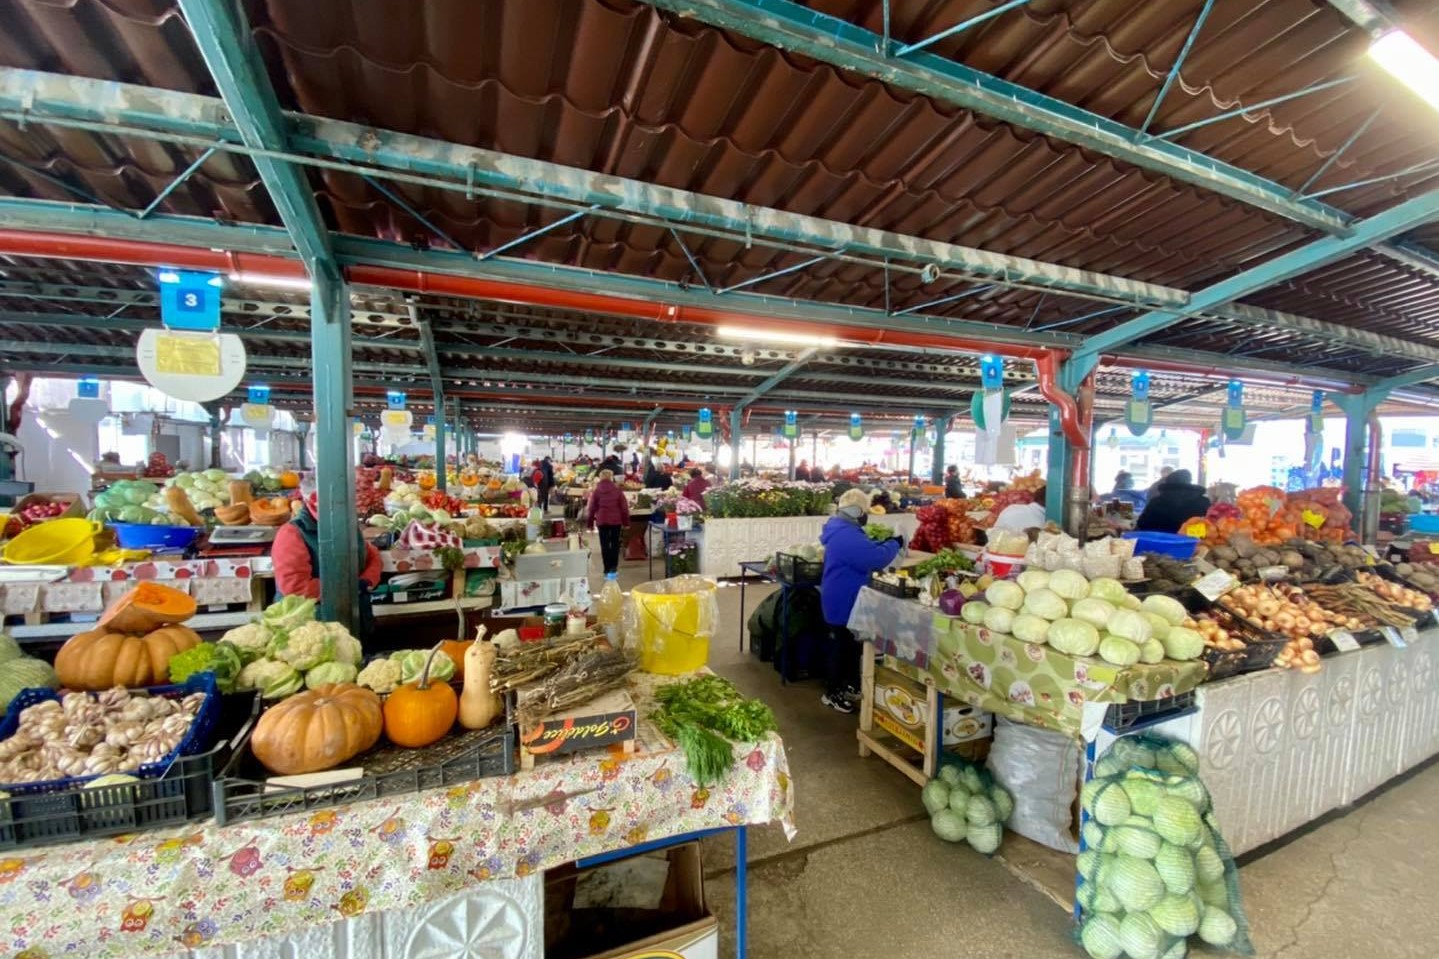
[0,67,1186,309]
[1305,157,1439,201]
[735,348,819,410]
[1139,0,1216,135]
[414,303,448,492]
[631,0,1353,234]
[173,1,333,272]
[891,0,1034,57]
[0,195,1426,383]
[1156,77,1357,142]
[1324,0,1397,36]
[309,267,359,626]
[137,146,217,219]
[1372,364,1439,392]
[1374,242,1439,282]
[1296,108,1381,197]
[1072,187,1439,358]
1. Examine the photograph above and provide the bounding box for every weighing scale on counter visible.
[201,525,278,558]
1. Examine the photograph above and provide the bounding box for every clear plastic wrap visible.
[625,575,718,674]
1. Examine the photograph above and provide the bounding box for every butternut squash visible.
[165,485,203,526]
[248,497,292,526]
[458,629,502,730]
[228,479,253,505]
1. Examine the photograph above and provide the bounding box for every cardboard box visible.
[499,578,562,609]
[519,688,636,768]
[872,664,991,755]
[545,841,718,959]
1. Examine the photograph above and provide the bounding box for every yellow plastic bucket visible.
[3,518,102,566]
[630,576,716,675]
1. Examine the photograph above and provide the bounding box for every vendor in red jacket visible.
[272,482,383,634]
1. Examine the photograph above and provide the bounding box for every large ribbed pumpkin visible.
[54,624,202,689]
[250,683,383,775]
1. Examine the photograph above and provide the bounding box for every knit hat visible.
[837,488,872,518]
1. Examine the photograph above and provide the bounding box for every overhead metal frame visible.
[176,0,358,627]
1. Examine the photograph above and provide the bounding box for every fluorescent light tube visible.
[715,326,839,348]
[1369,31,1439,112]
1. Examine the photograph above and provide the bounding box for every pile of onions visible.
[1192,614,1242,652]
[1221,584,1354,675]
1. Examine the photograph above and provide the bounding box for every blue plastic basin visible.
[108,522,202,551]
[1122,530,1200,560]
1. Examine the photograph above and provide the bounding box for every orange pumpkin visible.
[278,470,300,489]
[417,471,437,491]
[55,624,202,690]
[98,581,197,634]
[383,645,458,748]
[439,639,473,681]
[250,683,383,775]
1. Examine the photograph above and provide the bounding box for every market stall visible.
[0,673,793,958]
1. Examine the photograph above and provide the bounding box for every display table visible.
[699,514,918,577]
[1,676,795,959]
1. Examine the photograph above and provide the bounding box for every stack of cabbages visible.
[921,759,1013,855]
[958,570,1205,667]
[1077,735,1249,959]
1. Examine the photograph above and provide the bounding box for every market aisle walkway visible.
[607,553,1439,958]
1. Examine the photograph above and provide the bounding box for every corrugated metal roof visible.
[0,0,1432,393]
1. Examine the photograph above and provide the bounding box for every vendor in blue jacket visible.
[819,488,902,713]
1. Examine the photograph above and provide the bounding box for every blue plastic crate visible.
[1409,514,1439,534]
[1123,530,1200,560]
[0,673,220,795]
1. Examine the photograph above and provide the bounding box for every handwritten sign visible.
[1327,629,1359,653]
[1193,569,1238,602]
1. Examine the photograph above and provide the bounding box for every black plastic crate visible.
[0,690,257,850]
[775,552,823,586]
[214,701,516,826]
[1104,690,1197,731]
[868,575,920,599]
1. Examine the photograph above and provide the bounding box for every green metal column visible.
[729,409,742,481]
[788,436,796,480]
[434,404,447,491]
[311,269,359,628]
[207,407,224,469]
[930,416,948,485]
[295,418,310,470]
[1331,389,1388,539]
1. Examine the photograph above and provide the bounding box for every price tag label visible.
[1327,629,1360,653]
[1383,626,1407,648]
[1429,543,1439,555]
[1363,545,1381,559]
[1301,509,1326,529]
[1429,609,1439,629]
[1183,520,1208,539]
[393,591,408,604]
[1193,568,1238,602]
[1402,625,1418,645]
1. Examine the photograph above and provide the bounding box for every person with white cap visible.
[818,487,901,713]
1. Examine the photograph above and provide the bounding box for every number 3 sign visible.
[158,269,223,331]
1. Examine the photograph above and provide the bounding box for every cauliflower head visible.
[235,658,303,699]
[218,621,274,665]
[356,658,402,694]
[330,629,363,667]
[271,620,350,671]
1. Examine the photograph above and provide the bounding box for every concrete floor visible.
[603,549,1439,959]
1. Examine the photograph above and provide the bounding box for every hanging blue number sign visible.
[1125,369,1152,436]
[782,410,798,439]
[1222,379,1247,440]
[849,412,863,441]
[697,408,713,439]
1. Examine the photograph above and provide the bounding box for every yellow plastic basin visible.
[3,517,101,566]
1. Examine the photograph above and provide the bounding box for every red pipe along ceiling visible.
[0,231,1049,362]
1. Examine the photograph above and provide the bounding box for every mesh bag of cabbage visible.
[1074,733,1252,959]
[921,757,1014,858]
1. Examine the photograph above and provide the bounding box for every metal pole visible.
[311,269,359,628]
[730,409,743,481]
[788,436,796,480]
[907,429,917,482]
[295,418,310,470]
[208,408,224,469]
[812,430,819,472]
[931,417,947,485]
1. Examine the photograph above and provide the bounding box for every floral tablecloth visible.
[848,588,1207,736]
[0,678,794,959]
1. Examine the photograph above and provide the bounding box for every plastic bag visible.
[985,717,1082,853]
[1076,732,1252,959]
[623,575,717,675]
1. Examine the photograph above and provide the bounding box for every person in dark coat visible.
[818,488,901,713]
[1136,469,1209,533]
[644,461,672,491]
[584,469,631,574]
[537,457,556,511]
[944,464,964,499]
[794,460,812,482]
